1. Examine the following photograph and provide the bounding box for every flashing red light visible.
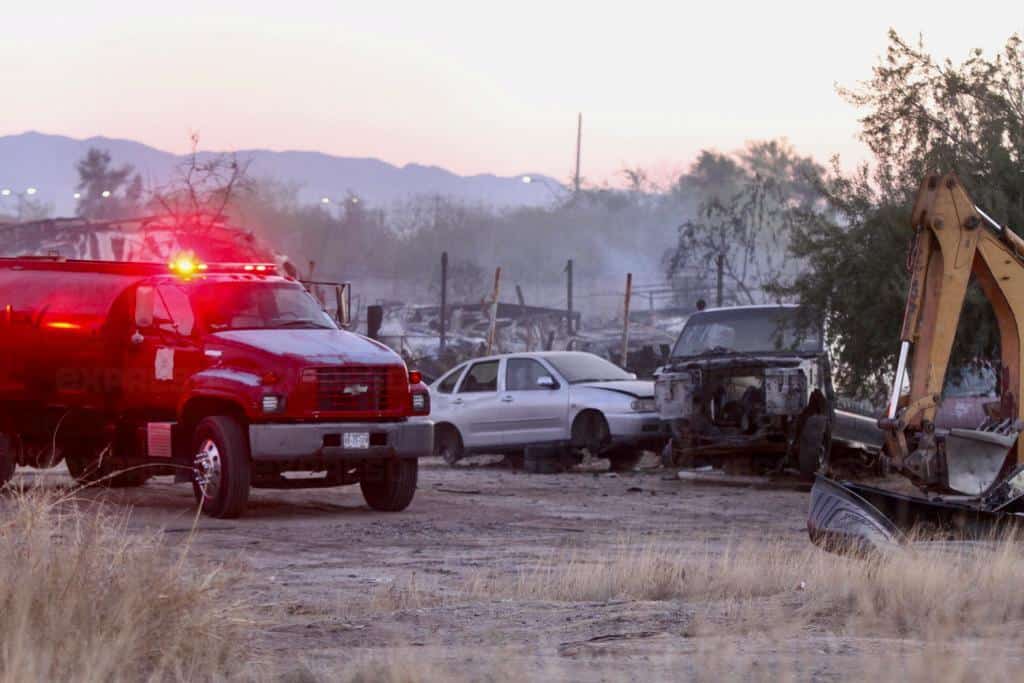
[169,253,206,276]
[408,370,422,385]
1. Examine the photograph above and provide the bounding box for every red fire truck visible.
[0,255,432,518]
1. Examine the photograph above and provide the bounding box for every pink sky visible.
[2,1,1019,185]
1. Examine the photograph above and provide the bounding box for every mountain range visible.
[0,131,561,217]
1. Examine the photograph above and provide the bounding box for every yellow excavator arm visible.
[883,173,1024,490]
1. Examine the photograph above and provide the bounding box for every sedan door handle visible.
[451,398,464,405]
[501,395,514,402]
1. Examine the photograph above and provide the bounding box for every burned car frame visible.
[655,304,834,476]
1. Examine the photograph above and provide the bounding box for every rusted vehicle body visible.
[654,305,835,476]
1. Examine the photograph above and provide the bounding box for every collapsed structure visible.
[0,215,294,273]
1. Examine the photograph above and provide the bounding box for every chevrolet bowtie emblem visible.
[343,384,369,396]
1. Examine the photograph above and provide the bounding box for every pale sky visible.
[2,1,1021,185]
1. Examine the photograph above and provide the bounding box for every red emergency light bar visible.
[0,256,280,278]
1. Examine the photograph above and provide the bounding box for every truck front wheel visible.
[798,414,831,478]
[192,416,251,518]
[360,459,417,511]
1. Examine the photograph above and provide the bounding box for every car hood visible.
[576,380,654,399]
[210,329,401,365]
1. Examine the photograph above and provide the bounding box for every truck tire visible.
[0,434,13,487]
[607,446,642,472]
[192,416,251,519]
[65,443,150,488]
[798,414,831,478]
[434,425,464,466]
[361,459,417,511]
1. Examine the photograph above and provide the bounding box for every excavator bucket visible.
[945,428,1017,495]
[808,473,1024,554]
[807,476,901,554]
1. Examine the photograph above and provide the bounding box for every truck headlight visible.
[261,395,284,413]
[411,391,430,414]
[630,398,656,412]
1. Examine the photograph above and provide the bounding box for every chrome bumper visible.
[248,420,433,462]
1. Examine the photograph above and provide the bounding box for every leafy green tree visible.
[775,31,1022,399]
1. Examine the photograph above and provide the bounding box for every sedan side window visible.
[459,360,499,393]
[506,358,557,391]
[437,364,466,394]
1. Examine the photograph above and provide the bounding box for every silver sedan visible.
[428,351,666,471]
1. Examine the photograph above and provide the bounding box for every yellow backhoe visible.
[809,173,1024,551]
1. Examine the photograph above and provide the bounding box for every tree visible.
[151,132,252,230]
[667,140,823,305]
[775,31,1023,399]
[74,148,142,219]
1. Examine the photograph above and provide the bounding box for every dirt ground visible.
[13,457,986,680]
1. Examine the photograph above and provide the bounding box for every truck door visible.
[500,357,569,446]
[122,284,203,417]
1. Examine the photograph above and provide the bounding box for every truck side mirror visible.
[135,286,154,328]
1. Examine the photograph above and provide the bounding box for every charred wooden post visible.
[486,267,502,354]
[440,251,448,352]
[622,272,633,367]
[566,259,574,336]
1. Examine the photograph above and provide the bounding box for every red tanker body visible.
[0,256,432,517]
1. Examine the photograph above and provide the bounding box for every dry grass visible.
[0,489,254,682]
[470,534,1024,640]
[369,572,444,613]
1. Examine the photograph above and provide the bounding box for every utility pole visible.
[622,272,633,369]
[439,251,448,353]
[573,113,583,195]
[716,253,725,308]
[566,259,574,336]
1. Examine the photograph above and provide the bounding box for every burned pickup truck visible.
[655,305,841,476]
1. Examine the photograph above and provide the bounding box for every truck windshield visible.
[193,282,336,331]
[672,307,821,358]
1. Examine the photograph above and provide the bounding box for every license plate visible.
[343,432,370,450]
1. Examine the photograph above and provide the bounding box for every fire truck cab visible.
[0,256,432,518]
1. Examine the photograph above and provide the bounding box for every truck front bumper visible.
[605,412,668,450]
[248,420,433,462]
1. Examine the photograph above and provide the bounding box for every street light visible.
[520,175,565,202]
[101,190,111,198]
[73,192,81,200]
[25,187,37,196]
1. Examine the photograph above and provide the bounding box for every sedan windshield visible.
[545,354,633,384]
[672,307,821,358]
[193,282,336,331]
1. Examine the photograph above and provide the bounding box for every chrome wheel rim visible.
[194,438,222,499]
